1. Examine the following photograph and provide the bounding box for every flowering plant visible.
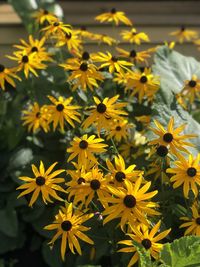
[1,1,200,267]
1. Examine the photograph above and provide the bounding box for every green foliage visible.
[160,236,200,267]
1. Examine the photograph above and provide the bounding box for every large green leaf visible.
[0,208,18,237]
[160,236,200,267]
[151,46,200,154]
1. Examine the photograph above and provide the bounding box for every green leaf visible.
[8,148,33,170]
[0,208,18,237]
[160,236,200,267]
[151,46,200,154]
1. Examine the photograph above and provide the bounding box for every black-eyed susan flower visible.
[170,26,198,43]
[126,68,160,103]
[67,134,108,166]
[60,60,103,91]
[167,153,200,198]
[119,132,147,160]
[177,75,200,107]
[95,8,132,26]
[54,31,82,53]
[82,95,128,133]
[180,201,200,235]
[17,161,65,207]
[106,154,143,187]
[47,95,81,132]
[67,166,110,207]
[92,52,133,74]
[14,35,52,62]
[121,28,150,45]
[74,26,94,40]
[7,52,46,78]
[118,221,171,266]
[33,9,58,25]
[116,47,156,65]
[91,34,116,46]
[22,102,50,133]
[41,20,72,38]
[44,202,94,260]
[103,178,159,229]
[105,119,132,143]
[149,117,196,157]
[0,64,21,90]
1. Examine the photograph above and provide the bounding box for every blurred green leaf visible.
[8,148,33,170]
[160,236,200,267]
[0,208,18,237]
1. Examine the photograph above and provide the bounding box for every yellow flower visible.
[74,26,94,40]
[7,52,46,78]
[44,202,94,260]
[0,64,21,90]
[95,8,132,26]
[60,60,103,91]
[105,119,132,143]
[54,30,82,53]
[82,95,128,133]
[41,20,72,38]
[103,178,159,229]
[167,153,200,198]
[177,75,200,106]
[17,161,65,207]
[119,132,147,160]
[91,34,116,46]
[47,95,81,132]
[121,28,150,45]
[170,26,198,43]
[118,221,171,267]
[13,35,52,62]
[67,166,110,207]
[33,9,58,24]
[116,47,156,65]
[106,154,143,187]
[149,117,196,157]
[67,134,108,166]
[92,51,133,74]
[180,202,200,235]
[126,68,160,103]
[22,102,50,133]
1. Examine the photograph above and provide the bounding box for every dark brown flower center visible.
[123,195,136,208]
[43,10,49,15]
[115,126,121,131]
[80,63,88,71]
[90,179,101,190]
[31,46,38,53]
[111,8,116,14]
[111,56,118,62]
[79,140,88,149]
[140,75,148,83]
[77,177,85,184]
[181,26,185,32]
[142,239,152,249]
[53,22,60,27]
[163,133,173,143]
[115,171,126,182]
[36,176,46,186]
[22,55,29,63]
[56,103,64,112]
[61,220,72,231]
[0,64,5,72]
[81,26,87,31]
[188,80,197,88]
[65,32,72,39]
[129,49,137,58]
[187,167,197,177]
[97,103,107,113]
[196,217,200,225]
[36,112,41,118]
[156,145,168,157]
[82,51,90,60]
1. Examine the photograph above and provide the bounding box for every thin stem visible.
[111,137,119,154]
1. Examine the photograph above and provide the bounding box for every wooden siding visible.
[0,1,200,65]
